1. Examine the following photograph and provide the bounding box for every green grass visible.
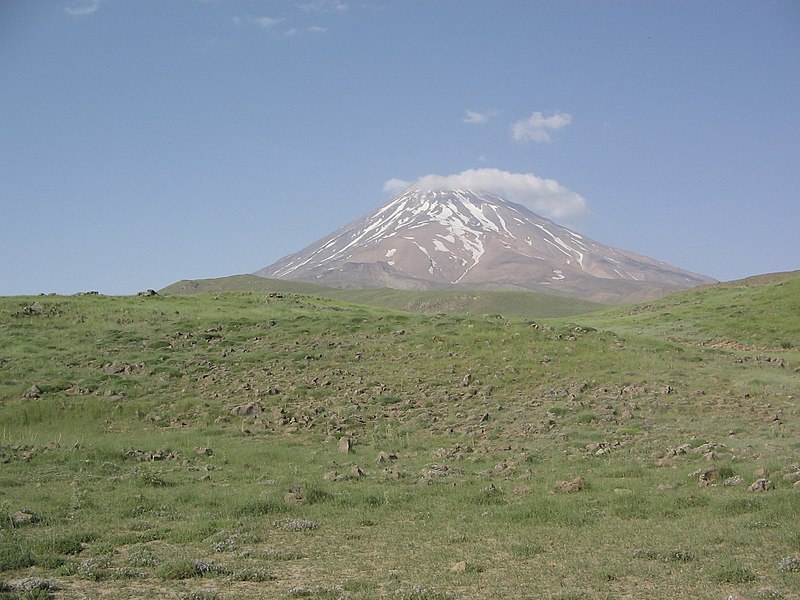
[0,275,798,598]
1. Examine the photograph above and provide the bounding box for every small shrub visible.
[126,545,159,567]
[77,557,111,581]
[716,565,756,584]
[156,560,200,580]
[138,473,174,488]
[87,541,116,558]
[155,559,227,580]
[0,540,34,571]
[718,465,736,480]
[54,561,79,576]
[377,395,401,405]
[662,548,695,562]
[302,486,331,505]
[33,554,65,569]
[33,532,94,555]
[511,543,543,558]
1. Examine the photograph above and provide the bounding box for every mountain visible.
[255,188,715,303]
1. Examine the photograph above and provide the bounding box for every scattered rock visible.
[723,475,744,486]
[350,465,366,478]
[749,478,774,493]
[284,485,305,505]
[696,465,720,487]
[103,361,143,375]
[230,402,263,416]
[693,441,726,455]
[21,385,42,400]
[323,471,340,482]
[554,476,584,493]
[754,466,769,479]
[123,448,180,462]
[11,509,38,527]
[419,463,461,481]
[668,444,690,457]
[271,407,287,425]
[20,302,45,316]
[777,556,800,572]
[794,480,800,492]
[450,561,467,572]
[15,578,55,592]
[376,451,398,464]
[194,447,213,456]
[137,289,158,297]
[337,436,352,454]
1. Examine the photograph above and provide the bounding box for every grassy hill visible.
[1,278,798,599]
[162,275,607,319]
[578,270,800,350]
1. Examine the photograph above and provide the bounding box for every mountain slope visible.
[256,188,714,302]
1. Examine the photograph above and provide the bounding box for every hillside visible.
[1,283,798,599]
[162,275,607,319]
[578,270,800,350]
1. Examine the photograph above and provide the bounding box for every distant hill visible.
[161,274,606,319]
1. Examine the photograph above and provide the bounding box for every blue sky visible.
[2,1,798,295]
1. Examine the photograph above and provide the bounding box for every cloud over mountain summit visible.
[383,168,588,220]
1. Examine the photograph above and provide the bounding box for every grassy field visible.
[1,275,798,599]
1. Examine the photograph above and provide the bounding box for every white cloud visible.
[382,178,412,195]
[308,25,328,33]
[386,168,588,220]
[233,16,287,30]
[297,0,348,13]
[65,0,103,16]
[463,109,497,124]
[511,111,572,143]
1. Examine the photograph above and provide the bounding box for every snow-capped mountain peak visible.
[256,188,715,301]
